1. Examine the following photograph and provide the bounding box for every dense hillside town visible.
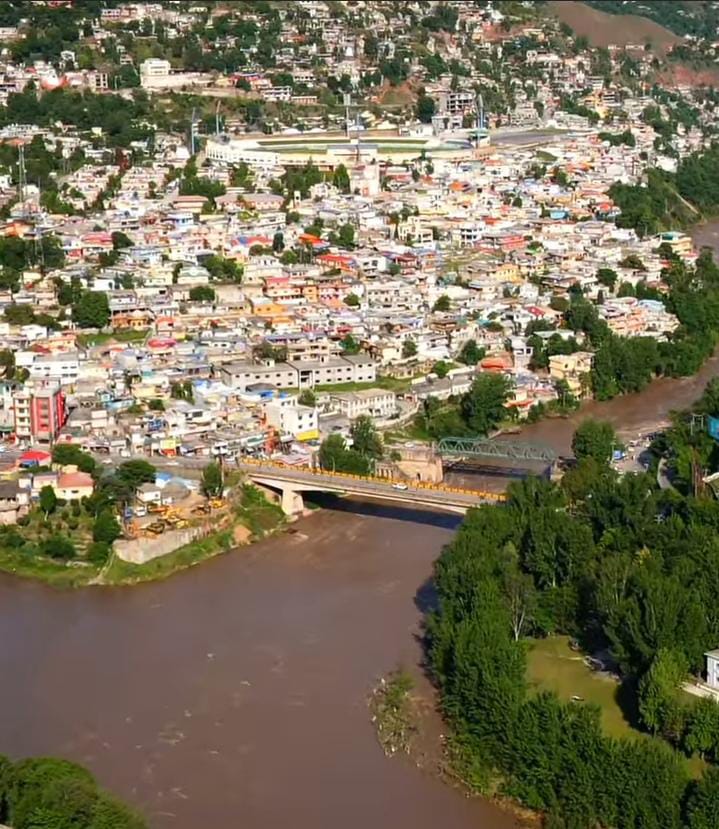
[6,3,719,829]
[0,0,716,481]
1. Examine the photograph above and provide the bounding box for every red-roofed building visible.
[18,449,52,467]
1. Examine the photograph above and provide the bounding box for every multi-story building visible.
[13,384,67,444]
[330,388,397,420]
[220,355,377,392]
[264,397,319,441]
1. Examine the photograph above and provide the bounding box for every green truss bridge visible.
[436,436,557,464]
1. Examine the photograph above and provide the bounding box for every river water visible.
[2,223,719,828]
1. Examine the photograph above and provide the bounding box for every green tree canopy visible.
[201,462,223,498]
[571,419,617,463]
[460,374,511,435]
[73,291,110,329]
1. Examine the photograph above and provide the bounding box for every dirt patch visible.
[548,0,681,53]
[377,80,417,108]
[659,61,719,89]
[232,523,252,545]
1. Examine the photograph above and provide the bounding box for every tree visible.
[201,461,223,498]
[73,291,110,329]
[503,564,537,641]
[571,419,617,464]
[638,648,689,737]
[344,293,360,307]
[458,339,484,366]
[148,399,164,412]
[416,94,436,123]
[597,267,618,290]
[92,510,121,545]
[620,253,647,271]
[115,460,156,490]
[51,444,96,474]
[350,415,383,459]
[340,334,360,354]
[402,339,418,359]
[433,294,451,312]
[40,534,76,559]
[460,374,511,435]
[272,231,284,253]
[90,793,146,829]
[4,304,35,325]
[87,541,111,566]
[432,360,450,378]
[111,231,132,249]
[332,163,350,193]
[687,766,719,829]
[189,286,216,303]
[298,389,316,407]
[684,697,719,760]
[318,433,370,475]
[337,223,355,249]
[39,485,57,518]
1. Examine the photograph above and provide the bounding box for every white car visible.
[391,482,408,491]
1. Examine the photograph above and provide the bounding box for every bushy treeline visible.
[428,420,719,827]
[610,145,719,238]
[0,754,145,828]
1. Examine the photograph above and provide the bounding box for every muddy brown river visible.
[2,224,719,828]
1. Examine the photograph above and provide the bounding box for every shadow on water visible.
[306,493,464,531]
[414,575,438,615]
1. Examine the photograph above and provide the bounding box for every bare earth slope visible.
[548,0,681,53]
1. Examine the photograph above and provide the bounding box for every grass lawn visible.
[527,636,632,739]
[76,329,148,347]
[0,546,98,587]
[527,636,707,778]
[312,375,414,394]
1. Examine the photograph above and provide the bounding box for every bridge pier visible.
[280,487,304,517]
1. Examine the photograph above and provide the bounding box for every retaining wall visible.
[115,525,209,564]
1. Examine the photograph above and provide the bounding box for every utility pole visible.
[215,101,221,136]
[475,93,485,150]
[343,92,352,140]
[189,108,198,155]
[17,142,26,202]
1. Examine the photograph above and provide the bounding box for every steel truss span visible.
[436,436,557,463]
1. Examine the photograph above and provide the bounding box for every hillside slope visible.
[548,0,681,53]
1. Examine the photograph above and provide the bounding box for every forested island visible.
[427,389,719,828]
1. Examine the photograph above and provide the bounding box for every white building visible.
[205,136,280,172]
[264,397,319,441]
[330,388,397,420]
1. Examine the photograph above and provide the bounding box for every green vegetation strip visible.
[369,670,417,757]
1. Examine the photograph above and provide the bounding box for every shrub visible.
[87,541,110,565]
[40,535,76,560]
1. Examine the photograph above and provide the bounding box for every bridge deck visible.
[240,459,504,510]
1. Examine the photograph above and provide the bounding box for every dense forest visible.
[0,753,145,828]
[428,403,719,828]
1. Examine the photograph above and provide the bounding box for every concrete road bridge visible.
[238,459,504,516]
